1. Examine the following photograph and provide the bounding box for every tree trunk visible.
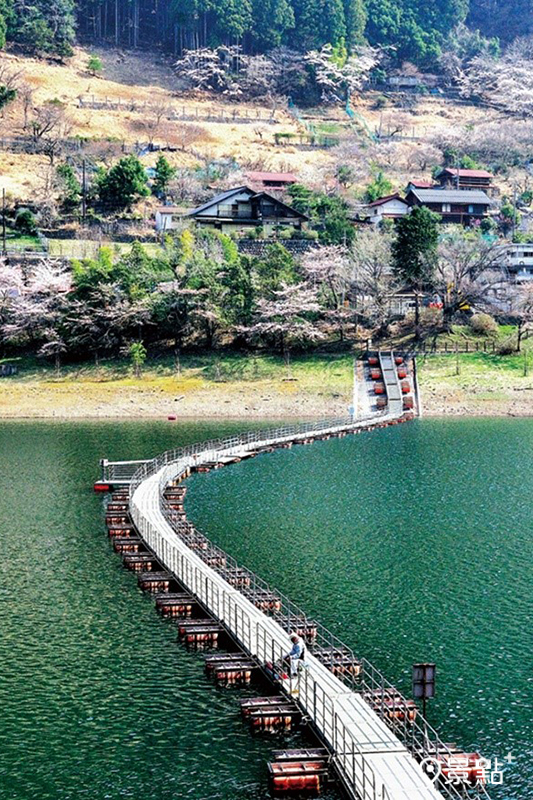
[414,290,421,341]
[133,0,139,48]
[174,340,181,375]
[283,346,292,379]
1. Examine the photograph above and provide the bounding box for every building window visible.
[442,203,451,212]
[468,205,474,213]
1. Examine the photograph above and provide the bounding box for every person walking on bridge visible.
[286,634,306,676]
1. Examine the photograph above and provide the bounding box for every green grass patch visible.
[418,350,533,388]
[0,352,355,395]
[315,121,342,135]
[6,234,43,251]
[47,239,165,260]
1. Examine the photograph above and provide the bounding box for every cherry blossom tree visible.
[301,245,354,341]
[245,282,325,371]
[304,44,379,104]
[459,44,533,116]
[511,281,533,351]
[1,259,71,372]
[0,262,24,354]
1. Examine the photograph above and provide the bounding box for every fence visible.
[286,101,340,149]
[420,340,504,354]
[124,413,491,800]
[77,96,278,124]
[274,132,340,148]
[0,136,86,156]
[2,241,48,256]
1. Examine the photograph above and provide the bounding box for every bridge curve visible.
[123,410,489,800]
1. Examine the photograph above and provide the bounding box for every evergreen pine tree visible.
[251,0,294,50]
[153,156,176,197]
[343,0,366,47]
[392,206,439,337]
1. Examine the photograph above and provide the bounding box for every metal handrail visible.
[127,412,491,800]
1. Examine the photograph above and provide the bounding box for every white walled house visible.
[365,194,410,225]
[498,242,533,282]
[185,186,307,235]
[155,206,182,232]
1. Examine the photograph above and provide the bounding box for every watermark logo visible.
[421,751,515,787]
[420,757,442,782]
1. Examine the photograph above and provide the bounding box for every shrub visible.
[364,170,394,203]
[14,208,37,235]
[87,55,103,76]
[469,313,498,336]
[373,94,388,110]
[419,307,443,328]
[129,341,147,378]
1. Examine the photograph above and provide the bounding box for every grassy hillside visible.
[0,44,514,203]
[0,46,330,200]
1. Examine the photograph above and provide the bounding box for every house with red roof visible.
[245,171,297,191]
[405,180,435,193]
[435,168,494,192]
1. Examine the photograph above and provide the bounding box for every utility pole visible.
[512,183,518,241]
[352,357,358,420]
[2,188,6,256]
[81,159,87,223]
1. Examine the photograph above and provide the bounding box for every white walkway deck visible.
[130,425,443,800]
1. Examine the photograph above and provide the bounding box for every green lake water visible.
[0,418,532,799]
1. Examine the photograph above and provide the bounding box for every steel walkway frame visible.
[122,406,490,800]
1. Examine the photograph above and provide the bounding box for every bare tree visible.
[17,81,34,130]
[167,122,208,152]
[133,99,170,145]
[404,141,442,172]
[376,111,412,139]
[349,229,397,335]
[433,233,505,327]
[331,141,371,187]
[0,61,22,91]
[167,170,205,204]
[30,103,73,164]
[83,139,125,169]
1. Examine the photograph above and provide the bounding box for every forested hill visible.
[0,0,531,65]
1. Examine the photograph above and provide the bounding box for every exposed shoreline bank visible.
[1,381,532,419]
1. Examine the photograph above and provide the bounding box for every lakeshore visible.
[1,351,532,418]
